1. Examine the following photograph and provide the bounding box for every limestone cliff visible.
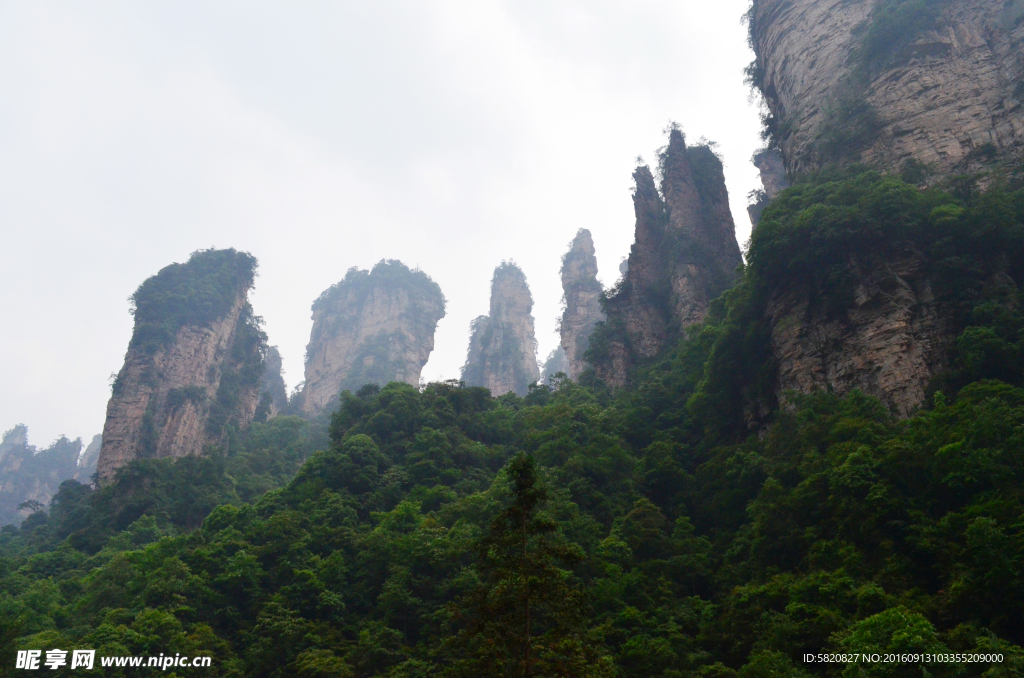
[559,229,605,379]
[747,149,789,229]
[542,347,569,383]
[593,130,744,388]
[300,260,445,414]
[749,0,1024,176]
[0,426,82,526]
[74,434,101,483]
[767,247,958,417]
[97,249,266,482]
[461,263,541,396]
[257,346,288,420]
[742,0,1024,418]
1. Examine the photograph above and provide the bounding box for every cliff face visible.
[257,346,288,420]
[559,229,605,379]
[745,0,1024,417]
[301,260,445,414]
[0,426,82,526]
[767,248,957,417]
[750,0,1024,176]
[594,130,744,388]
[97,249,265,483]
[541,347,569,383]
[461,263,541,396]
[747,150,790,229]
[75,434,101,483]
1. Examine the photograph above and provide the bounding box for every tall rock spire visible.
[592,129,743,388]
[461,262,540,396]
[97,249,266,483]
[558,229,605,379]
[299,260,445,414]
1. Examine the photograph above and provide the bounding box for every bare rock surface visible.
[750,0,1024,176]
[748,150,790,229]
[300,260,445,414]
[258,346,289,419]
[97,249,264,482]
[768,249,955,417]
[594,130,743,388]
[462,263,540,396]
[559,229,605,379]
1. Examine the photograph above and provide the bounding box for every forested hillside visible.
[2,170,1024,677]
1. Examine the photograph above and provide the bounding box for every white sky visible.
[0,0,763,447]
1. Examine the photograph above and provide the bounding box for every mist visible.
[0,0,763,445]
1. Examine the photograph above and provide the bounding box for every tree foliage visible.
[3,172,1024,677]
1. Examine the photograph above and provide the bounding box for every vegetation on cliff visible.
[128,249,258,355]
[3,171,1024,677]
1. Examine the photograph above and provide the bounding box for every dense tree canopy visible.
[3,171,1024,677]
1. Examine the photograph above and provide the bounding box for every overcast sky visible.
[0,0,763,448]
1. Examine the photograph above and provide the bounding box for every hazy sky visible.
[0,0,763,447]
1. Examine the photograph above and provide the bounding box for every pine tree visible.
[445,452,613,678]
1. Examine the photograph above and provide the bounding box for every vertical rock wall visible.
[747,150,789,229]
[559,229,605,379]
[97,249,265,483]
[594,130,743,388]
[749,0,1024,176]
[258,346,289,420]
[461,263,541,396]
[300,260,445,414]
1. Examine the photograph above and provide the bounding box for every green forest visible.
[3,169,1024,678]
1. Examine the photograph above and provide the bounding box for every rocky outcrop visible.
[749,0,1024,176]
[97,249,265,483]
[541,347,569,383]
[74,434,101,484]
[748,149,790,229]
[593,130,744,388]
[300,260,445,414]
[461,263,541,396]
[1,426,82,526]
[768,248,956,417]
[559,229,605,379]
[257,347,288,420]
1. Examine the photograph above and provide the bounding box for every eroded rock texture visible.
[768,248,958,417]
[748,150,790,229]
[97,249,265,482]
[559,229,605,379]
[300,260,445,414]
[749,0,1024,176]
[594,130,743,388]
[461,263,541,396]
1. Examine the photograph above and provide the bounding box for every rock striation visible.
[767,248,956,417]
[0,426,83,526]
[461,263,541,396]
[558,229,605,379]
[749,0,1024,176]
[97,249,266,483]
[300,260,445,414]
[593,130,744,388]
